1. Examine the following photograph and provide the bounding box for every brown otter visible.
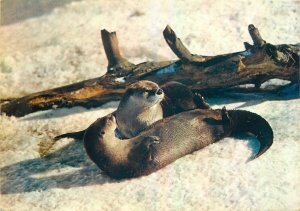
[83,107,273,179]
[54,80,210,140]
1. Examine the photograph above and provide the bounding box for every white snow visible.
[115,77,126,83]
[0,0,299,210]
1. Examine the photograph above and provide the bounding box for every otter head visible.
[120,80,164,109]
[94,114,117,138]
[116,80,165,138]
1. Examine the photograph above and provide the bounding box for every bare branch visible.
[163,25,206,63]
[101,29,134,72]
[248,24,266,47]
[243,42,253,50]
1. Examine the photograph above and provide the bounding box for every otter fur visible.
[83,108,273,179]
[55,80,210,140]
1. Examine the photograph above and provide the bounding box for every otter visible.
[115,80,210,138]
[115,80,164,138]
[83,108,273,179]
[55,80,210,140]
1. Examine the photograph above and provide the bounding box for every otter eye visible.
[147,90,156,96]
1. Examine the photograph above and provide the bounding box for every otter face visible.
[124,80,164,108]
[97,114,117,134]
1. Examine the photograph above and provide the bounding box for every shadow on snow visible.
[0,140,119,194]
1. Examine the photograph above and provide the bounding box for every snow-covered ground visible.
[0,0,299,210]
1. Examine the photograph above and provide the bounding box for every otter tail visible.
[54,130,85,141]
[225,109,273,158]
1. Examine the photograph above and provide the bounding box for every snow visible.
[0,0,299,210]
[115,77,126,83]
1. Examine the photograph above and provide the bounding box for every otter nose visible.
[156,88,163,95]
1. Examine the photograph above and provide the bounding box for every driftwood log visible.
[1,24,299,117]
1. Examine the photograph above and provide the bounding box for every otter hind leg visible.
[221,106,230,123]
[162,81,211,112]
[194,92,211,109]
[220,106,234,135]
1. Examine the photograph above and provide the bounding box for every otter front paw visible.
[144,136,160,145]
[142,136,160,162]
[129,136,160,163]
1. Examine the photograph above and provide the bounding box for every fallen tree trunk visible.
[1,24,299,117]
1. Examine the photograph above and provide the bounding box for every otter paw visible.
[144,136,160,145]
[140,136,160,162]
[129,137,160,163]
[221,106,230,122]
[194,92,211,109]
[195,92,204,100]
[221,106,233,132]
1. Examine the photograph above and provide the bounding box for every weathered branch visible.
[248,24,266,48]
[101,29,134,73]
[163,25,206,63]
[243,42,253,50]
[0,98,16,103]
[1,24,299,117]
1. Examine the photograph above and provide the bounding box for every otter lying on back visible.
[84,108,273,179]
[55,80,210,139]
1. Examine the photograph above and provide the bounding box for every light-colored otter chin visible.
[103,115,117,132]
